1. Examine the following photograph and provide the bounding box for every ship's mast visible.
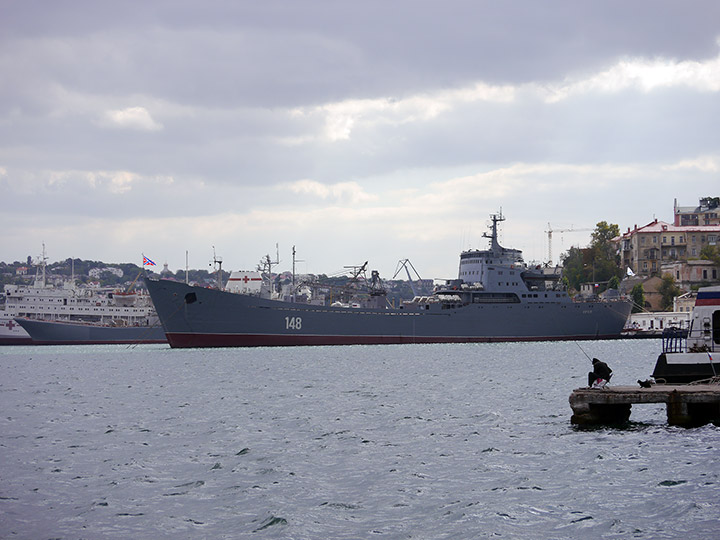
[257,244,281,296]
[291,246,306,303]
[34,243,48,288]
[482,210,505,253]
[212,246,223,290]
[258,244,280,275]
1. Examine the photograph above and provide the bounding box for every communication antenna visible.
[211,246,223,290]
[292,245,304,302]
[33,243,48,288]
[257,243,280,275]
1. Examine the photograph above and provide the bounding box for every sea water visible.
[1,340,718,539]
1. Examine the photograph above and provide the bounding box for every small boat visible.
[111,291,138,306]
[652,286,720,383]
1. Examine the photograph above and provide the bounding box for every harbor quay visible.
[569,385,720,427]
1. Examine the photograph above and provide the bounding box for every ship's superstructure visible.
[146,213,632,348]
[652,286,720,383]
[1,251,160,344]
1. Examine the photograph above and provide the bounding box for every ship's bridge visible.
[457,212,563,296]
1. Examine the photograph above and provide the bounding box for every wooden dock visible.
[569,385,720,427]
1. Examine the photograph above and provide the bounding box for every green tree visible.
[589,221,622,284]
[658,274,681,311]
[630,283,645,313]
[560,246,586,292]
[561,221,623,291]
[608,275,620,289]
[591,221,620,259]
[700,244,720,265]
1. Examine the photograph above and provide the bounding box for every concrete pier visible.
[569,385,720,427]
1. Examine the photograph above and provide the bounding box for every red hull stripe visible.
[0,337,34,345]
[27,339,167,346]
[695,298,720,306]
[166,332,623,348]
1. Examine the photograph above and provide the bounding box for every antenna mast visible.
[211,246,223,290]
[292,245,305,303]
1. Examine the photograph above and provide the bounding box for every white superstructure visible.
[1,254,156,344]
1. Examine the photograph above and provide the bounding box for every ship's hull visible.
[146,279,632,348]
[0,315,33,345]
[652,352,718,384]
[14,318,167,345]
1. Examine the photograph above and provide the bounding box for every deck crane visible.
[546,224,592,265]
[392,259,423,297]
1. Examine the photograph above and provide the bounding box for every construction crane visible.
[546,224,592,265]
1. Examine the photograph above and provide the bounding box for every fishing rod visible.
[576,342,593,361]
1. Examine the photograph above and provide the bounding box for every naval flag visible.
[143,255,156,267]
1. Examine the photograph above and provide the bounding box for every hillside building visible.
[674,197,720,226]
[616,219,720,276]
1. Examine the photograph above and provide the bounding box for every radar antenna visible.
[33,243,48,288]
[257,243,280,275]
[482,210,505,252]
[210,246,223,290]
[291,245,305,302]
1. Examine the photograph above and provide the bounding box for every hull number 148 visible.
[285,316,303,330]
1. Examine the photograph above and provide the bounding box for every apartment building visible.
[617,219,720,276]
[674,197,720,226]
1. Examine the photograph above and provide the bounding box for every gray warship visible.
[14,318,166,345]
[146,213,632,348]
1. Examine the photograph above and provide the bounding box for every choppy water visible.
[1,340,718,539]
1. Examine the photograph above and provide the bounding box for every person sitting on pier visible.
[588,358,612,389]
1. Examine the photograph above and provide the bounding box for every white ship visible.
[1,249,160,345]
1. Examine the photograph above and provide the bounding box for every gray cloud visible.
[1,0,719,274]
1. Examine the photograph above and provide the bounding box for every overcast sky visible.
[2,0,719,280]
